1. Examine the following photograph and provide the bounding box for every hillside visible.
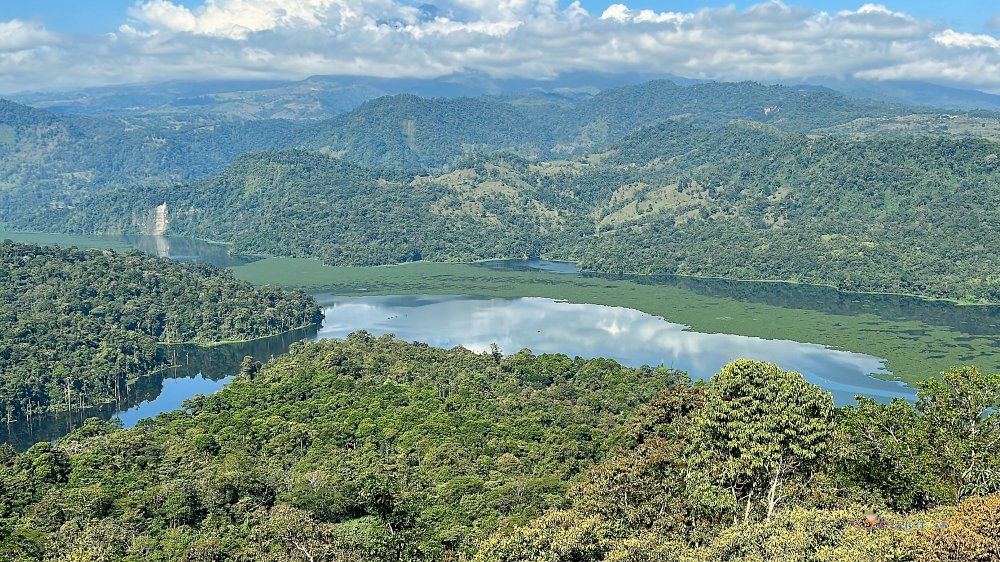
[0,99,297,222]
[570,122,1000,302]
[289,80,916,170]
[292,95,552,169]
[0,241,322,417]
[1,336,996,560]
[26,116,1000,302]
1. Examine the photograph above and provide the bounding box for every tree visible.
[472,510,615,562]
[838,367,1000,510]
[687,360,835,523]
[837,397,945,510]
[915,494,1000,562]
[917,367,1000,500]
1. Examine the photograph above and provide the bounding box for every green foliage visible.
[915,494,1000,561]
[3,339,998,561]
[0,241,321,415]
[472,359,1000,562]
[0,335,682,561]
[287,80,906,171]
[838,366,1000,510]
[0,99,296,223]
[25,117,1000,302]
[916,367,1000,499]
[687,360,836,523]
[473,510,618,562]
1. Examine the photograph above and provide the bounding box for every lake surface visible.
[0,230,253,267]
[3,325,317,450]
[478,259,580,274]
[5,241,993,450]
[316,294,912,406]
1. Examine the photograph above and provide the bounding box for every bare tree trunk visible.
[767,464,781,520]
[743,482,756,524]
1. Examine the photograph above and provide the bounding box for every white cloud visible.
[600,4,690,25]
[933,29,1000,49]
[0,19,59,52]
[129,0,357,39]
[2,1,1000,94]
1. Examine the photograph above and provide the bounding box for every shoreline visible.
[162,321,320,348]
[2,228,994,306]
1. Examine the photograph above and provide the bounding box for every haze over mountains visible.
[10,72,1000,121]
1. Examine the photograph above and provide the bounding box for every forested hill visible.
[290,80,915,169]
[17,150,556,265]
[0,241,322,418]
[1,335,996,560]
[30,119,1000,302]
[0,98,296,222]
[291,94,552,169]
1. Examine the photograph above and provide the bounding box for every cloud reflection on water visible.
[316,295,915,405]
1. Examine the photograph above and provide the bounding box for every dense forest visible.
[1,335,996,560]
[0,99,298,223]
[290,80,915,169]
[0,79,916,219]
[8,78,1000,302]
[0,241,322,418]
[24,117,1000,302]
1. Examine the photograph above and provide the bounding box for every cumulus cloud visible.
[0,19,59,52]
[934,29,1000,49]
[2,0,1000,93]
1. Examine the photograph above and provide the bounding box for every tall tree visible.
[687,360,835,523]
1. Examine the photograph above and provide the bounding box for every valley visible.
[2,66,1000,560]
[2,230,997,453]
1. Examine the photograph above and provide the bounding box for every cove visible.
[2,325,318,451]
[0,230,254,268]
[316,294,913,406]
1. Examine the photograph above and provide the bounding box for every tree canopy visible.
[0,241,321,417]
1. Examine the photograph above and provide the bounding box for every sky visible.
[1,1,999,93]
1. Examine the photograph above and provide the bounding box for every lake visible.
[3,325,318,451]
[0,230,255,267]
[316,294,911,406]
[3,234,997,450]
[4,289,914,449]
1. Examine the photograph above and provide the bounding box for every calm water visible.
[3,325,317,450]
[0,230,254,267]
[478,259,580,274]
[7,247,992,450]
[316,294,913,406]
[116,235,256,267]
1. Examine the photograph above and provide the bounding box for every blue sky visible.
[2,1,997,33]
[0,1,998,92]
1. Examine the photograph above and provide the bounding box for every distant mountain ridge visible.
[12,71,1000,123]
[0,98,297,222]
[289,80,916,170]
[817,79,1000,112]
[6,76,1000,302]
[24,119,1000,302]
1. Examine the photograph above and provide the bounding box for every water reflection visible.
[478,259,1000,338]
[0,230,255,268]
[115,235,256,267]
[477,259,580,274]
[316,295,914,406]
[2,324,317,451]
